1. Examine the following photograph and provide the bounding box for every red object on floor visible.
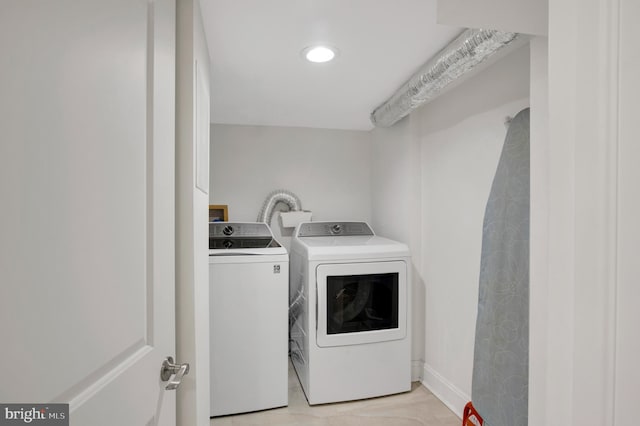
[462,402,484,426]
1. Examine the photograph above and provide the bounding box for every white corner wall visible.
[371,45,530,417]
[209,124,371,249]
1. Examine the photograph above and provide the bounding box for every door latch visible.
[160,356,190,390]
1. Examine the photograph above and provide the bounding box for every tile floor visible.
[211,361,461,426]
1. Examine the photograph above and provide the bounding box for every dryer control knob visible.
[223,225,234,236]
[330,224,343,235]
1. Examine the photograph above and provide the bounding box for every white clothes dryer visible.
[289,222,411,405]
[209,222,288,417]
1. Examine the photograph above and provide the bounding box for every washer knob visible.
[223,239,233,249]
[330,224,342,235]
[223,225,234,236]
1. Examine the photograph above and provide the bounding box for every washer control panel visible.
[209,222,280,249]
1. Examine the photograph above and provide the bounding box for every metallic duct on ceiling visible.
[370,28,522,127]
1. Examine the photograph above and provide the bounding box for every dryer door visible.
[316,261,407,347]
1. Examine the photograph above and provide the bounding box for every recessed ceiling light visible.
[302,46,337,63]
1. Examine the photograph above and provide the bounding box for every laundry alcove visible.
[207,1,548,422]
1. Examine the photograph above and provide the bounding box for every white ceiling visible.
[200,0,461,131]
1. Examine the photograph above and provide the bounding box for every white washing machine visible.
[289,221,411,405]
[209,222,288,417]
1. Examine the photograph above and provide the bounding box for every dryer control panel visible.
[296,222,374,237]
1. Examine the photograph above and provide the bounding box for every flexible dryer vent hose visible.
[256,189,302,225]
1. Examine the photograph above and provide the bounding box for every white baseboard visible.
[421,363,469,420]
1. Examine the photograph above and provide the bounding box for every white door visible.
[0,1,178,425]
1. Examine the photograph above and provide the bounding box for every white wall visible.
[371,45,530,417]
[370,117,425,380]
[420,46,529,415]
[209,124,371,249]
